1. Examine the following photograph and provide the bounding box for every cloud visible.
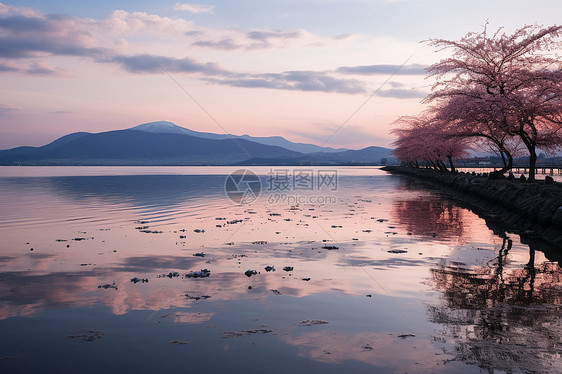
[246,30,302,42]
[103,9,194,36]
[206,71,366,94]
[193,38,241,50]
[0,60,18,71]
[0,103,20,111]
[111,54,225,75]
[375,88,427,98]
[173,3,215,14]
[25,62,59,75]
[337,64,428,75]
[192,28,330,51]
[0,2,39,17]
[0,13,107,59]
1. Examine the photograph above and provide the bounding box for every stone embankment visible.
[382,166,562,248]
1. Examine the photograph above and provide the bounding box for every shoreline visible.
[382,166,562,251]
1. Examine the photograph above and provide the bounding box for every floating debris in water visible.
[193,229,205,233]
[271,289,281,295]
[185,293,211,300]
[169,340,189,345]
[158,272,180,279]
[139,230,162,234]
[65,330,106,342]
[387,249,407,254]
[397,333,415,339]
[322,246,339,250]
[331,225,343,228]
[283,266,294,272]
[296,320,329,326]
[193,252,205,257]
[130,277,148,284]
[264,266,275,272]
[245,269,258,277]
[301,278,311,281]
[220,329,272,338]
[97,283,117,290]
[252,241,267,245]
[185,269,211,278]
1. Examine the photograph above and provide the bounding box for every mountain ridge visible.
[0,121,392,165]
[130,121,350,154]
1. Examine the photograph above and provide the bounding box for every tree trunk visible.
[518,132,537,182]
[447,155,456,173]
[528,147,537,182]
[489,148,513,179]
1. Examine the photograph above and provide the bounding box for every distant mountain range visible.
[0,121,392,166]
[131,121,348,154]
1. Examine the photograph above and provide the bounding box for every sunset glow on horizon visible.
[1,0,561,150]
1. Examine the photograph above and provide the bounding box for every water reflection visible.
[392,195,465,240]
[1,168,561,373]
[427,237,562,372]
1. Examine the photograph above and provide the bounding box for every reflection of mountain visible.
[2,174,228,209]
[427,238,562,372]
[391,195,465,239]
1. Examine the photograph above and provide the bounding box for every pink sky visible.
[1,1,560,149]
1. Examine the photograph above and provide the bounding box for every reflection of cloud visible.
[117,256,200,272]
[343,256,427,270]
[282,330,443,371]
[173,312,214,324]
[0,271,99,319]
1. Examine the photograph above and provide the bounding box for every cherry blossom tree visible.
[426,24,562,181]
[392,113,470,172]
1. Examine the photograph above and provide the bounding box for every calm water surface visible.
[0,166,560,373]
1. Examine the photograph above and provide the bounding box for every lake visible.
[0,166,560,373]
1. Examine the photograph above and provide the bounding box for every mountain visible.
[0,121,393,166]
[0,130,302,165]
[130,121,349,154]
[240,146,392,165]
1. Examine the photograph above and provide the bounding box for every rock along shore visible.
[382,166,562,249]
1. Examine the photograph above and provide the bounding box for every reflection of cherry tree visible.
[428,237,562,372]
[392,196,465,240]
